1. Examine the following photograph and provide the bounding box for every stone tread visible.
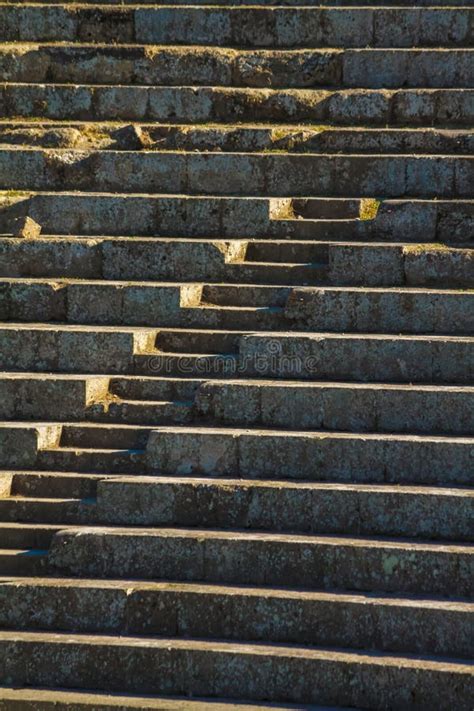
[0,632,470,711]
[1,478,472,539]
[0,686,357,711]
[2,84,472,126]
[1,121,472,155]
[0,577,472,658]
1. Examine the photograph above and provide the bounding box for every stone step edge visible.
[3,190,473,204]
[1,576,472,610]
[4,145,474,158]
[3,323,474,341]
[45,525,474,551]
[2,277,473,292]
[4,479,474,499]
[1,119,472,131]
[2,373,474,391]
[0,686,355,711]
[1,629,472,671]
[2,521,474,553]
[2,421,474,445]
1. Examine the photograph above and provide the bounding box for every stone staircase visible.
[0,0,473,707]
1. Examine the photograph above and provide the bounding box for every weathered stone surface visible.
[145,427,474,485]
[0,0,472,706]
[12,216,41,239]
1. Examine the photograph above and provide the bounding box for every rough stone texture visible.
[0,0,472,707]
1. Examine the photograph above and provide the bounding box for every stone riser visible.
[7,0,473,6]
[0,549,46,576]
[0,326,142,374]
[0,421,472,484]
[237,332,474,383]
[1,631,471,709]
[2,195,472,242]
[9,471,109,499]
[36,449,146,475]
[2,85,472,126]
[1,46,472,90]
[0,498,95,526]
[0,578,470,659]
[0,687,349,711]
[2,149,472,199]
[2,122,473,155]
[196,381,474,435]
[59,423,151,450]
[1,5,472,47]
[0,326,471,383]
[48,527,473,596]
[0,522,60,550]
[285,287,474,334]
[1,375,473,434]
[1,478,472,540]
[93,476,474,541]
[0,251,329,289]
[1,243,472,289]
[146,427,473,486]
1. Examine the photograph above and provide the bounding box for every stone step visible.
[1,324,472,382]
[36,448,147,475]
[1,631,472,708]
[1,194,472,242]
[214,262,328,289]
[137,328,474,383]
[0,323,148,373]
[0,420,149,467]
[3,148,472,199]
[139,353,239,379]
[48,527,473,596]
[0,373,109,420]
[0,373,195,425]
[285,286,474,334]
[1,121,473,155]
[2,421,472,486]
[1,374,474,434]
[58,423,152,450]
[196,381,474,435]
[0,577,471,659]
[0,578,472,664]
[0,422,146,472]
[156,329,241,355]
[0,252,330,289]
[2,278,473,333]
[8,471,110,499]
[236,331,474,383]
[1,45,473,89]
[201,284,292,306]
[180,305,288,331]
[146,427,473,486]
[0,548,46,575]
[95,400,194,426]
[1,240,473,299]
[94,476,473,541]
[1,4,471,47]
[2,84,472,126]
[0,497,95,525]
[0,522,63,549]
[6,0,472,5]
[2,477,472,540]
[109,376,200,402]
[0,686,353,711]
